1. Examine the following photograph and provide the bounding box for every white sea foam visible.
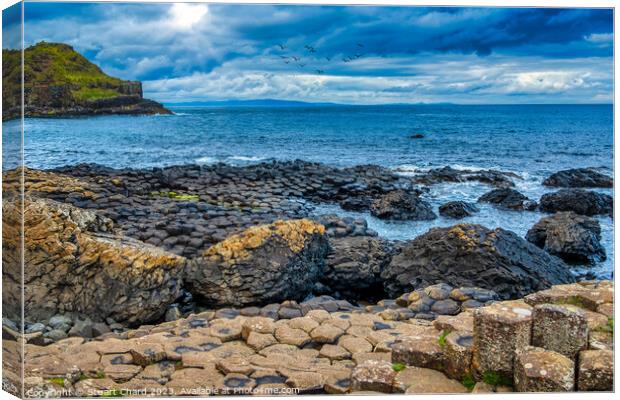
[195,156,217,164]
[228,156,265,162]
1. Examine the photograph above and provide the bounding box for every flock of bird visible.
[275,42,366,75]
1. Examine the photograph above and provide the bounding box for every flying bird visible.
[325,56,332,61]
[316,70,324,74]
[304,45,316,53]
[291,56,301,62]
[357,43,364,48]
[298,63,306,68]
[277,43,286,50]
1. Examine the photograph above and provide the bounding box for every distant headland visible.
[2,41,171,120]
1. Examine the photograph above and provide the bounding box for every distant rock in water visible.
[413,166,519,188]
[478,188,537,211]
[543,168,613,188]
[410,133,425,139]
[438,201,479,219]
[381,224,575,300]
[2,41,171,120]
[539,189,613,217]
[526,212,606,264]
[370,189,437,220]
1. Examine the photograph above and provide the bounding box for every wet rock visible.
[48,315,72,331]
[472,302,532,380]
[322,236,394,299]
[439,201,479,219]
[577,350,613,391]
[68,318,93,338]
[526,212,606,264]
[382,224,574,300]
[531,304,588,359]
[165,306,183,322]
[514,346,574,392]
[478,188,537,211]
[539,189,613,216]
[187,219,328,307]
[370,190,437,221]
[413,166,518,188]
[543,168,613,188]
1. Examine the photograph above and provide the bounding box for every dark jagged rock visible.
[186,220,329,307]
[381,224,575,300]
[478,188,537,211]
[370,189,437,220]
[410,134,425,139]
[322,236,395,300]
[526,212,606,264]
[439,201,479,219]
[2,42,171,120]
[412,166,520,188]
[543,168,613,188]
[539,189,613,217]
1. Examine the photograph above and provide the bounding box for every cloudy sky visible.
[5,3,615,104]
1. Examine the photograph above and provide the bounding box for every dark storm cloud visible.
[20,3,613,104]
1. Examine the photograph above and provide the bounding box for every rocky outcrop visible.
[2,42,171,120]
[187,220,328,307]
[381,224,575,299]
[321,236,395,300]
[412,166,520,188]
[543,168,613,188]
[478,188,537,211]
[526,212,606,264]
[2,197,186,326]
[539,189,613,217]
[370,190,436,220]
[439,201,479,219]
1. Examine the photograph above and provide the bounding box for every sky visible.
[3,2,614,104]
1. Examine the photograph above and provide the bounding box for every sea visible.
[2,104,614,278]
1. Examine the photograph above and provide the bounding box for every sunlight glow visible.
[169,3,208,29]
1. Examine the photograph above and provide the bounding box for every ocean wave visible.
[228,156,265,162]
[195,156,217,164]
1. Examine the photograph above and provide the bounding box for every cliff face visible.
[2,42,171,120]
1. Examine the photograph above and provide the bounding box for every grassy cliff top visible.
[3,41,131,102]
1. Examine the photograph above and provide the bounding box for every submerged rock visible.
[187,219,328,307]
[478,188,537,211]
[526,212,606,264]
[438,201,479,219]
[543,168,613,188]
[2,197,186,326]
[381,224,575,299]
[370,189,436,220]
[539,189,613,217]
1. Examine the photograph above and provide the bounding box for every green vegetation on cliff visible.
[2,41,170,119]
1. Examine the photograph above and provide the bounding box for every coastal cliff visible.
[2,42,171,120]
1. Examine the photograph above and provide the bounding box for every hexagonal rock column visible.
[531,304,588,360]
[514,346,574,392]
[577,350,613,391]
[351,360,396,393]
[391,336,445,371]
[472,303,532,381]
[443,331,473,380]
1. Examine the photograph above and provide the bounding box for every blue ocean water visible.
[2,104,614,277]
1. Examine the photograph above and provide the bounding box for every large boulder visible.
[413,166,518,188]
[370,190,437,220]
[478,188,537,211]
[543,168,613,188]
[321,236,395,299]
[539,189,613,216]
[526,212,605,264]
[187,219,328,307]
[2,198,186,326]
[381,224,575,299]
[439,201,479,219]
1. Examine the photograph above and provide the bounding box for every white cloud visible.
[168,4,209,29]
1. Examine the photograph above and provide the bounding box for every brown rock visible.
[351,360,396,393]
[443,331,473,380]
[514,346,574,392]
[284,371,325,393]
[246,332,277,351]
[391,335,444,371]
[577,350,613,391]
[472,303,532,380]
[531,304,588,359]
[395,367,468,394]
[241,317,276,340]
[274,326,311,347]
[339,336,373,354]
[310,324,345,344]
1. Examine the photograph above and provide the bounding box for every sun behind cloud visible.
[169,3,208,29]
